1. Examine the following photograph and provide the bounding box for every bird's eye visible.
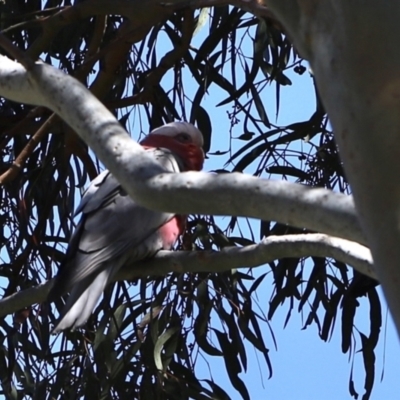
[175,133,192,143]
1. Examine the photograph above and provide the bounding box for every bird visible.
[48,121,205,333]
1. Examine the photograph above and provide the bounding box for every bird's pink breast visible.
[158,216,185,249]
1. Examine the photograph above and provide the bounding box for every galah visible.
[48,122,204,333]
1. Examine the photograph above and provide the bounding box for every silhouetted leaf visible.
[233,142,270,172]
[359,332,375,400]
[267,165,309,180]
[235,131,254,141]
[214,330,250,400]
[191,105,212,152]
[216,305,247,371]
[341,295,358,353]
[320,289,342,342]
[368,289,381,348]
[225,128,282,166]
[250,85,270,128]
[203,380,231,400]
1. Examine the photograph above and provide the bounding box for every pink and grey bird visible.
[48,122,205,332]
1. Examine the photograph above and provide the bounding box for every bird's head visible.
[140,122,205,171]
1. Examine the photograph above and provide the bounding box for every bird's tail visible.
[51,266,114,334]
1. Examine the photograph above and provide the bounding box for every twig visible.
[0,113,57,185]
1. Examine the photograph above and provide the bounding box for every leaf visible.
[302,291,323,331]
[348,362,359,399]
[108,303,127,341]
[320,289,342,342]
[250,84,270,128]
[237,314,264,355]
[333,260,350,287]
[248,311,273,378]
[298,262,322,312]
[236,132,255,141]
[154,85,180,120]
[146,24,162,64]
[229,236,255,246]
[194,301,222,356]
[211,5,229,32]
[368,288,381,349]
[359,332,376,400]
[249,272,267,294]
[204,379,232,400]
[165,363,212,399]
[162,329,180,370]
[233,142,270,172]
[191,105,212,152]
[194,8,209,36]
[267,165,309,181]
[214,330,250,400]
[154,327,180,372]
[341,295,358,353]
[118,111,131,130]
[216,305,247,371]
[268,287,286,321]
[254,18,268,57]
[9,383,18,400]
[208,67,236,96]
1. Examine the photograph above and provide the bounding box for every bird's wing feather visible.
[74,169,114,216]
[52,266,115,332]
[50,139,198,333]
[50,147,182,295]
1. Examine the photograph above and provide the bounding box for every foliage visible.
[0,1,381,399]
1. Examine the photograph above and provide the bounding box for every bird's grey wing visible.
[51,147,182,294]
[74,169,117,216]
[52,266,114,332]
[51,147,184,332]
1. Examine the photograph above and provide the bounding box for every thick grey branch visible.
[143,172,365,245]
[0,234,375,318]
[0,56,365,246]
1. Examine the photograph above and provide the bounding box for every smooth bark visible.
[0,234,374,318]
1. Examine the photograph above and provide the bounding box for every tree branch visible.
[0,113,56,185]
[0,234,375,318]
[0,55,365,246]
